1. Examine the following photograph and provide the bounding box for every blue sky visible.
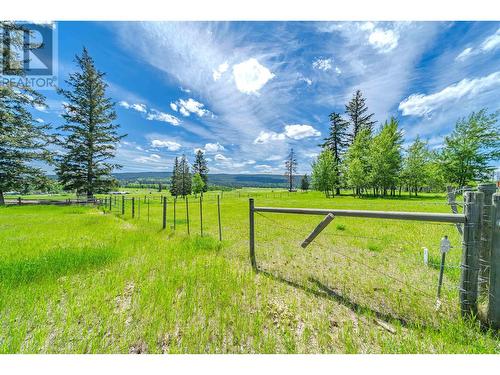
[35,21,500,174]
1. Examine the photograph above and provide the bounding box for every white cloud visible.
[399,71,500,116]
[481,28,500,52]
[119,101,147,113]
[172,98,210,117]
[135,154,162,164]
[151,140,182,151]
[146,109,181,126]
[312,58,332,71]
[254,164,280,173]
[213,61,229,81]
[284,124,321,140]
[368,28,399,53]
[35,118,44,123]
[214,153,230,162]
[204,142,225,153]
[265,155,283,161]
[254,125,321,143]
[34,103,48,112]
[455,28,500,61]
[232,58,275,95]
[455,47,473,62]
[253,130,286,144]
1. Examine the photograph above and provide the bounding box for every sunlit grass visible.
[0,189,498,353]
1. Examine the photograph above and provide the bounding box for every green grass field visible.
[0,189,498,353]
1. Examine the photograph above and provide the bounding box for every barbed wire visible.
[254,211,447,300]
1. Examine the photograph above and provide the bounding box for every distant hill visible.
[111,172,303,188]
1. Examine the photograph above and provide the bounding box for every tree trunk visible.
[0,191,4,206]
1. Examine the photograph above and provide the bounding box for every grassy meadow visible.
[0,189,498,353]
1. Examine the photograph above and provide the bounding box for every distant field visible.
[0,189,498,353]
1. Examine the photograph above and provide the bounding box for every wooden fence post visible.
[132,197,135,218]
[162,197,167,230]
[186,197,190,235]
[199,195,203,236]
[488,193,500,329]
[460,190,484,318]
[18,197,21,205]
[249,198,257,271]
[478,183,496,294]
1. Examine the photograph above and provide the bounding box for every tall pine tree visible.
[170,157,179,196]
[0,22,53,205]
[178,155,192,197]
[284,148,298,192]
[321,112,349,195]
[56,48,125,198]
[345,89,376,141]
[192,149,209,192]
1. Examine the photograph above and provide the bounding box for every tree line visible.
[1,22,123,203]
[1,23,215,205]
[169,150,209,198]
[309,89,499,197]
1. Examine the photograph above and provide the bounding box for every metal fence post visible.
[132,197,135,218]
[478,183,496,294]
[186,197,190,235]
[199,195,203,236]
[173,198,176,230]
[217,194,222,241]
[122,195,125,215]
[488,193,500,328]
[162,197,167,230]
[249,198,256,271]
[460,190,484,318]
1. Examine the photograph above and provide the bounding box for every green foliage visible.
[170,157,180,196]
[344,128,372,195]
[345,89,376,140]
[192,173,205,196]
[192,149,209,192]
[300,174,310,191]
[55,48,125,198]
[438,109,499,187]
[0,22,53,204]
[401,137,432,196]
[311,149,338,197]
[369,117,403,195]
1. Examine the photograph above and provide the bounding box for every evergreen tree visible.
[192,149,209,192]
[368,117,403,196]
[311,150,338,197]
[0,22,53,205]
[300,174,310,191]
[169,157,179,196]
[345,89,376,140]
[284,148,298,192]
[439,109,499,187]
[192,173,205,197]
[321,112,349,195]
[178,155,192,197]
[344,128,372,196]
[56,48,125,198]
